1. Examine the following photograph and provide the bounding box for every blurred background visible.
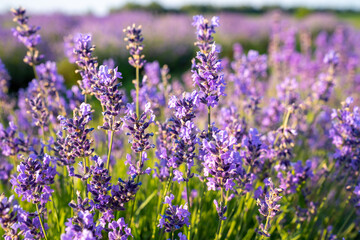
[1,0,359,92]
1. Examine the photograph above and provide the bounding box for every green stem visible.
[32,65,39,80]
[36,204,48,240]
[337,207,355,236]
[130,153,142,229]
[216,188,224,240]
[136,66,140,117]
[83,157,88,198]
[152,181,164,239]
[185,167,191,240]
[50,196,61,233]
[106,130,115,170]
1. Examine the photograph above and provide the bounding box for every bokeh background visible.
[1,0,360,92]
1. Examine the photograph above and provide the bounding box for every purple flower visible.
[93,65,124,132]
[10,153,56,206]
[0,122,31,157]
[213,199,227,221]
[158,194,190,233]
[0,59,10,101]
[88,156,112,212]
[11,7,43,66]
[55,103,94,176]
[73,34,98,95]
[167,91,199,180]
[124,24,145,68]
[192,43,226,108]
[122,102,155,154]
[202,130,242,192]
[330,98,360,179]
[256,178,282,237]
[111,176,140,211]
[108,217,133,240]
[61,210,102,240]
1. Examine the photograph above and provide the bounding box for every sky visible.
[1,0,360,16]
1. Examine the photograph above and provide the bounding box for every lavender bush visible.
[0,7,359,240]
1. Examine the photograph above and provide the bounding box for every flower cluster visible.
[0,59,10,101]
[111,176,140,211]
[167,91,200,179]
[158,194,190,233]
[11,7,43,66]
[10,153,56,206]
[73,34,98,95]
[153,122,172,181]
[93,65,124,132]
[124,24,145,68]
[192,16,226,107]
[0,122,31,157]
[330,97,360,177]
[256,178,282,237]
[123,102,155,153]
[61,210,102,240]
[55,103,94,175]
[202,130,243,191]
[108,217,133,240]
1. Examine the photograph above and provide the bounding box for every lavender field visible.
[0,6,360,240]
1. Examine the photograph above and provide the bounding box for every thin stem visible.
[337,207,355,236]
[185,166,191,240]
[136,66,140,117]
[32,65,39,80]
[106,130,115,170]
[36,204,48,240]
[172,231,175,240]
[151,181,164,240]
[216,188,224,240]
[130,152,142,229]
[50,196,61,233]
[83,157,88,198]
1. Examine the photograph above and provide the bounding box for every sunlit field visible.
[0,7,359,240]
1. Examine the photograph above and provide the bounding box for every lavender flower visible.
[158,194,190,233]
[330,97,360,178]
[192,15,225,108]
[312,50,339,102]
[256,178,282,237]
[202,130,242,191]
[241,128,267,171]
[61,210,102,240]
[73,34,98,95]
[108,217,133,240]
[11,7,43,66]
[93,65,124,132]
[0,156,13,181]
[88,156,112,212]
[123,102,155,153]
[218,106,247,151]
[167,91,200,179]
[153,122,172,181]
[26,92,49,128]
[10,153,56,206]
[0,59,10,101]
[123,24,145,69]
[55,103,94,175]
[14,208,47,239]
[110,176,140,211]
[0,122,31,157]
[0,194,19,239]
